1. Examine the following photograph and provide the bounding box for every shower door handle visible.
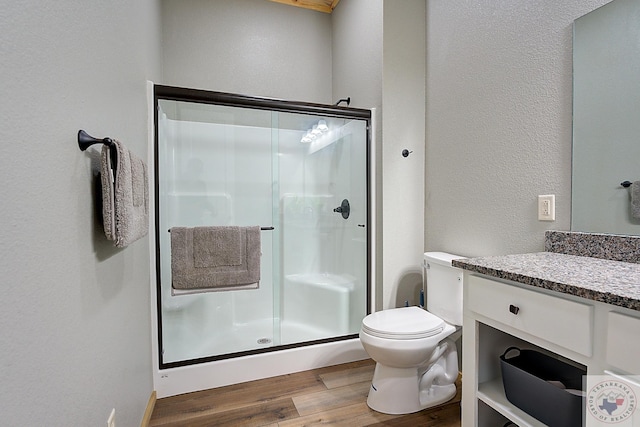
[333,199,350,219]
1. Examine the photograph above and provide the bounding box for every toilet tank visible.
[423,252,464,326]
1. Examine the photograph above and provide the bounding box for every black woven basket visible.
[500,347,585,427]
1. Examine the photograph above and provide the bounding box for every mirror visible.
[572,0,640,235]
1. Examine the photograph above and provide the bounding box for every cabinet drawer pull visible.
[509,304,520,315]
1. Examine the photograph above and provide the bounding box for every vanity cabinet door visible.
[467,275,594,357]
[606,311,640,374]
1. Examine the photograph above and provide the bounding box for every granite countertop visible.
[452,252,640,311]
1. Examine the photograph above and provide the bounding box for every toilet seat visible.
[361,307,445,340]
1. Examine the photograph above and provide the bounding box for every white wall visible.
[333,0,427,310]
[331,0,384,307]
[381,1,427,309]
[0,1,161,426]
[331,0,383,111]
[161,0,333,103]
[425,0,611,258]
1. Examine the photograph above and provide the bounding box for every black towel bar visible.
[621,181,632,188]
[78,129,114,151]
[168,226,274,232]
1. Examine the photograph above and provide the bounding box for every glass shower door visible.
[277,113,368,345]
[157,100,276,365]
[154,87,370,368]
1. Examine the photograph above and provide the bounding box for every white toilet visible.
[359,252,463,414]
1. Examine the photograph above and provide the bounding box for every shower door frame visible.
[153,84,372,370]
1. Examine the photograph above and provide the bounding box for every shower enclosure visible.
[154,86,371,368]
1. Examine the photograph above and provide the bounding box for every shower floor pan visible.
[164,317,339,363]
[162,273,357,363]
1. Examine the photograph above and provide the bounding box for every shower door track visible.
[154,85,371,120]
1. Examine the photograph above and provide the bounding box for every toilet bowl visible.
[359,252,463,414]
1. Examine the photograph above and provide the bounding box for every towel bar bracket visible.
[78,129,118,181]
[78,129,114,151]
[621,181,632,188]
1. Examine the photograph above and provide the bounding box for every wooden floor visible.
[149,359,461,426]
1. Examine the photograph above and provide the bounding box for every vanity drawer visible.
[606,311,640,374]
[467,275,593,356]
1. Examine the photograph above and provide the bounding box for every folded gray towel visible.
[632,181,640,219]
[101,140,149,248]
[193,227,242,268]
[171,226,261,290]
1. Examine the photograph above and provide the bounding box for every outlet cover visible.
[538,194,555,221]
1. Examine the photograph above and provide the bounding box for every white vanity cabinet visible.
[461,273,640,427]
[605,311,640,374]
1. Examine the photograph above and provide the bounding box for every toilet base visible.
[366,363,457,415]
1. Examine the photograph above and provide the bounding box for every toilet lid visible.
[361,306,445,340]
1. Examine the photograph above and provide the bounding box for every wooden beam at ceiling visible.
[268,0,340,14]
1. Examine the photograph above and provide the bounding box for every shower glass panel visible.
[154,87,370,367]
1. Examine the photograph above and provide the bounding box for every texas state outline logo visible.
[588,378,637,424]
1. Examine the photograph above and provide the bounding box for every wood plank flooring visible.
[150,359,461,426]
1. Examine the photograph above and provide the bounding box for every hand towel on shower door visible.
[170,226,261,291]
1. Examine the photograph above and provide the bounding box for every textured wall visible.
[425,0,611,258]
[0,1,160,425]
[161,0,333,103]
[332,0,382,111]
[382,1,427,309]
[331,0,384,309]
